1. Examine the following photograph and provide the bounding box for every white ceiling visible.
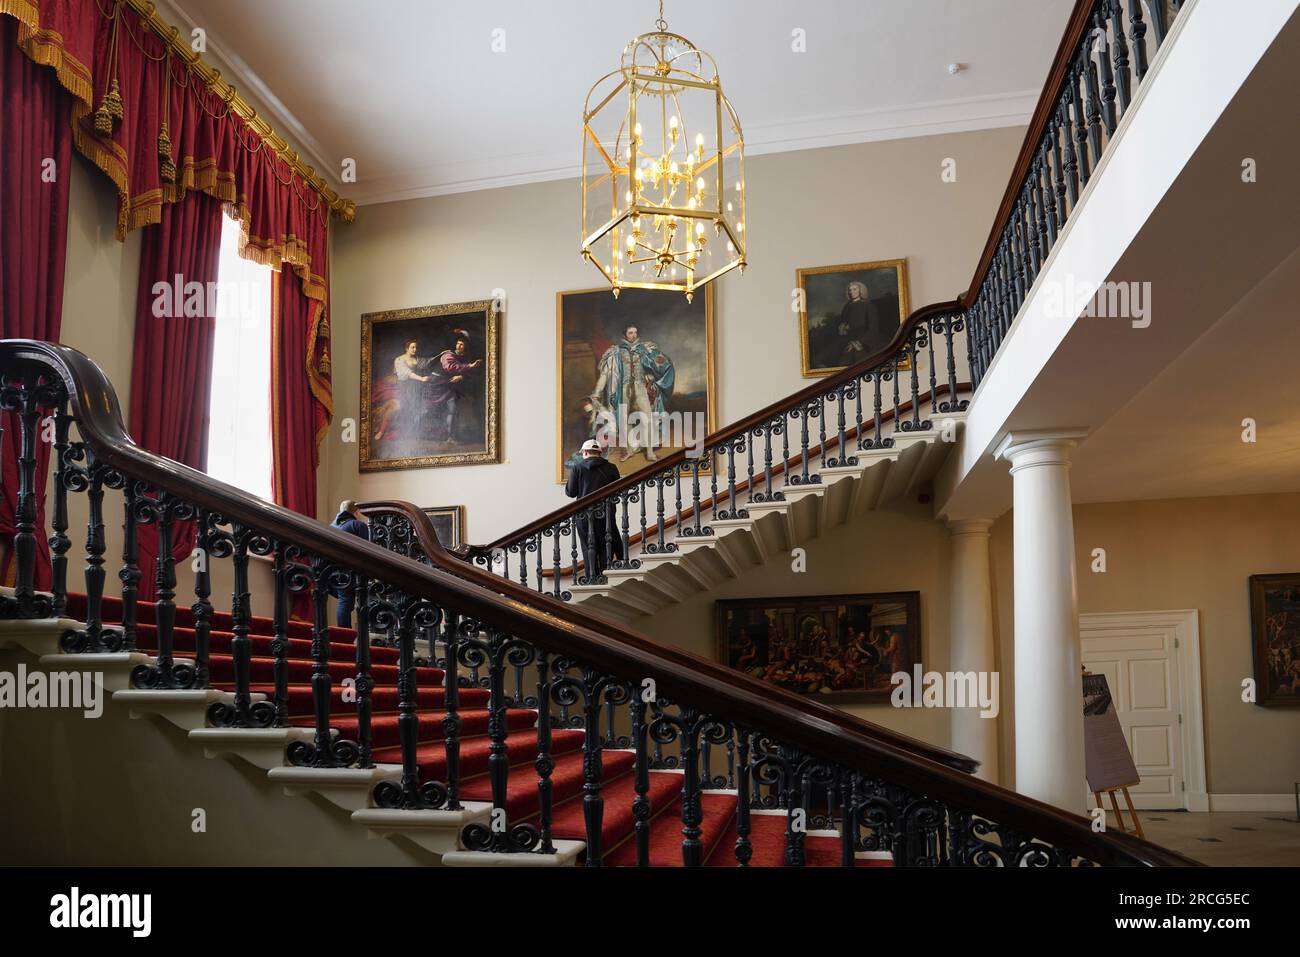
[161,0,1075,205]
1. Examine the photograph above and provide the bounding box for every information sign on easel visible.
[1082,671,1144,837]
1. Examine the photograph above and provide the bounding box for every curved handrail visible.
[4,338,1195,865]
[469,298,964,556]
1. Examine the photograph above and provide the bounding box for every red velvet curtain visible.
[3,0,335,522]
[0,14,73,588]
[129,190,223,599]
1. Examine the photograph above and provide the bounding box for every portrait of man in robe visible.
[556,286,716,483]
[360,299,501,471]
[796,259,910,378]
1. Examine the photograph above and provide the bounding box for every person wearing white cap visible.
[564,439,623,582]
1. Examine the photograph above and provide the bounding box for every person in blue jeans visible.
[330,499,370,628]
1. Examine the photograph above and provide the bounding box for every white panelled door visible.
[1080,611,1202,810]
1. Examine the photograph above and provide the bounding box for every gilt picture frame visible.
[715,591,921,702]
[359,299,501,472]
[555,285,716,483]
[422,505,465,550]
[797,258,911,378]
[1248,572,1300,706]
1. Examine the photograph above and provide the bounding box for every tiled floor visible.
[1104,811,1300,866]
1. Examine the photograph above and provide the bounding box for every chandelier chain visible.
[655,0,667,32]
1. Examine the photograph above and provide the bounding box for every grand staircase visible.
[0,0,1202,868]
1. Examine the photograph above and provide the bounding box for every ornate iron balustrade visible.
[466,0,1189,594]
[2,340,1195,866]
[964,0,1187,383]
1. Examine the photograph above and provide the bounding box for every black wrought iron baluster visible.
[518,541,528,591]
[443,611,461,810]
[1110,0,1132,112]
[373,601,444,809]
[909,334,922,430]
[817,398,827,470]
[638,481,648,553]
[189,509,213,690]
[735,730,752,866]
[797,404,810,484]
[1032,159,1050,264]
[708,449,718,520]
[307,559,338,765]
[630,691,650,866]
[534,647,554,853]
[890,362,901,437]
[1062,99,1081,205]
[0,378,49,619]
[871,373,883,448]
[780,414,790,493]
[62,451,107,652]
[1042,146,1060,247]
[689,458,702,535]
[673,467,683,540]
[1052,108,1070,224]
[1026,183,1042,277]
[460,627,539,853]
[1128,0,1151,81]
[270,542,290,726]
[1070,65,1092,186]
[761,423,773,499]
[745,429,755,504]
[926,321,938,414]
[840,769,855,867]
[47,401,71,616]
[534,532,543,594]
[834,384,848,465]
[354,575,373,768]
[853,372,864,442]
[619,490,631,564]
[569,523,580,591]
[152,496,178,686]
[1084,51,1104,169]
[723,440,737,517]
[679,710,703,866]
[942,312,961,410]
[1094,14,1118,136]
[550,527,562,598]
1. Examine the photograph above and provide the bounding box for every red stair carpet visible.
[65,593,886,867]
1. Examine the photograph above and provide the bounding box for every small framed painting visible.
[715,591,921,702]
[1248,573,1300,706]
[360,299,501,472]
[423,505,465,550]
[796,258,910,377]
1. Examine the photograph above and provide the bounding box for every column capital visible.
[947,518,994,538]
[993,429,1088,468]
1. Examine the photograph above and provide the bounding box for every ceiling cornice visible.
[351,89,1040,207]
[157,0,343,195]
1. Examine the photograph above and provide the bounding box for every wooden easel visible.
[1093,785,1144,838]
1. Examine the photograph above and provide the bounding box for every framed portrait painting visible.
[1248,573,1300,706]
[797,258,911,377]
[360,299,500,472]
[556,286,716,483]
[715,591,921,702]
[423,505,465,550]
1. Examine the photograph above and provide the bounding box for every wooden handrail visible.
[4,338,1195,864]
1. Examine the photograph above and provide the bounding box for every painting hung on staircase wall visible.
[715,592,921,701]
[796,258,910,377]
[1248,572,1300,706]
[556,286,716,483]
[359,300,501,471]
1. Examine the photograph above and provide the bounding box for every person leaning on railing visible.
[330,499,370,627]
[565,439,623,582]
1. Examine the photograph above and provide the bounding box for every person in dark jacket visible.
[330,499,370,628]
[565,439,623,583]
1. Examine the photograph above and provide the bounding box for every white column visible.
[947,519,999,784]
[994,429,1087,814]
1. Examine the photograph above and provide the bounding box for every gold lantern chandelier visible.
[581,0,747,301]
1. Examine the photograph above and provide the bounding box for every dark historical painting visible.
[797,259,910,377]
[715,592,921,701]
[360,300,500,471]
[1249,573,1300,706]
[423,505,464,550]
[556,286,715,483]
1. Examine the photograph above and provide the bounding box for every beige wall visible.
[990,493,1300,798]
[325,127,1025,543]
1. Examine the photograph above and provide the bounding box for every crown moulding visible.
[125,0,355,221]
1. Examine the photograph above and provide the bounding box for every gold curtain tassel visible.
[104,78,125,122]
[158,123,176,183]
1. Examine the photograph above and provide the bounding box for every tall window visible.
[206,212,273,500]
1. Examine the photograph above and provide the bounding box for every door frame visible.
[1079,609,1208,812]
